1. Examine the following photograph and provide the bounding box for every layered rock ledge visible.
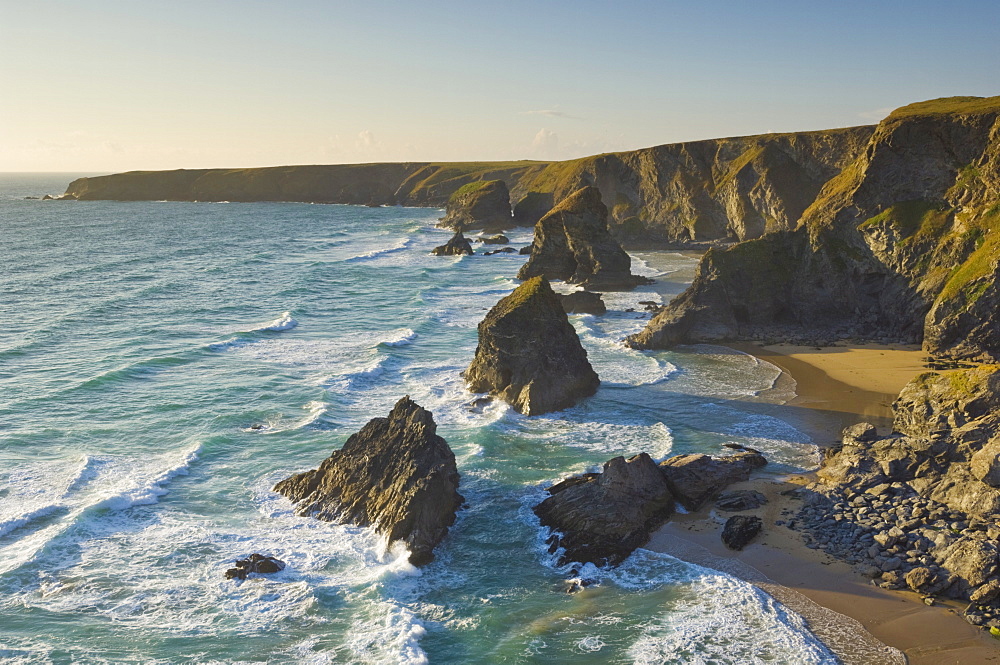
[535,449,767,566]
[273,397,463,566]
[465,276,599,415]
[518,186,652,290]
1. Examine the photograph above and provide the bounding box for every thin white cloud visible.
[521,109,582,119]
[858,107,894,122]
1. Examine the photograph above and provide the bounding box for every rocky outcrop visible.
[465,276,599,415]
[534,450,769,566]
[273,397,463,566]
[431,231,474,256]
[716,489,768,511]
[798,365,1000,626]
[63,126,871,246]
[439,180,513,232]
[518,187,652,290]
[534,453,674,566]
[478,234,509,245]
[627,96,1000,362]
[722,515,763,550]
[557,290,607,315]
[659,451,767,510]
[225,553,286,580]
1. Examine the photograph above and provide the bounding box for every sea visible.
[0,173,891,664]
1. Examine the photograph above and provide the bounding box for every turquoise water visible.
[1,174,834,663]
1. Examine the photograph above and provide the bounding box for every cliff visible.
[628,96,1000,361]
[62,126,873,245]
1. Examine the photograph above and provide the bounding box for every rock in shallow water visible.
[465,276,599,415]
[225,553,286,580]
[534,453,674,566]
[431,231,474,256]
[660,452,767,511]
[273,397,463,566]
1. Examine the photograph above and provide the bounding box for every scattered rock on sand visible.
[722,515,763,550]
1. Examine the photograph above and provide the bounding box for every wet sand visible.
[647,343,1000,664]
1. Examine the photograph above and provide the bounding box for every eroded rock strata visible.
[438,180,513,233]
[465,276,599,415]
[535,450,768,566]
[63,126,872,245]
[793,366,1000,626]
[627,96,1000,362]
[518,186,651,290]
[273,397,462,566]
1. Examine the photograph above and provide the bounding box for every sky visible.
[2,0,999,173]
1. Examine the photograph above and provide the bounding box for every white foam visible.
[0,444,201,577]
[345,236,414,262]
[9,472,430,664]
[377,328,417,347]
[253,311,298,332]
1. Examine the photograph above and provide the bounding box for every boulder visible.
[971,438,1000,488]
[557,291,607,315]
[533,453,674,566]
[465,276,599,415]
[519,245,533,255]
[939,537,998,589]
[479,234,509,245]
[273,397,463,566]
[432,231,474,256]
[722,515,763,550]
[659,451,768,511]
[224,553,286,580]
[483,247,517,256]
[905,566,936,592]
[517,186,652,291]
[715,489,768,512]
[439,180,512,232]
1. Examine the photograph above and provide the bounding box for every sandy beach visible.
[647,343,1000,664]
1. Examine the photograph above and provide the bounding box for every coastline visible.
[647,343,1000,664]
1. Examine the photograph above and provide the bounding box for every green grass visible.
[887,96,1000,120]
[938,205,1000,303]
[448,180,491,201]
[858,199,953,243]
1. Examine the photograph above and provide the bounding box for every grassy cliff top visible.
[887,96,1000,120]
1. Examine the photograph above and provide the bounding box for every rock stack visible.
[439,179,512,233]
[273,397,463,566]
[465,276,599,415]
[517,186,652,291]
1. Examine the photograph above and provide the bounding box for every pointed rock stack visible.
[518,186,651,291]
[273,397,463,566]
[432,231,474,256]
[465,276,599,415]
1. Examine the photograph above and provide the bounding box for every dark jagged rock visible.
[715,489,769,511]
[517,186,653,291]
[224,553,286,580]
[478,234,509,245]
[534,453,675,566]
[659,451,768,511]
[557,290,607,315]
[431,231,474,256]
[483,247,517,256]
[627,96,1000,362]
[439,180,512,233]
[465,276,599,415]
[273,397,463,566]
[722,515,763,550]
[519,244,533,255]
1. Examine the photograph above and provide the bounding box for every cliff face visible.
[629,96,1000,361]
[438,179,512,232]
[63,126,872,245]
